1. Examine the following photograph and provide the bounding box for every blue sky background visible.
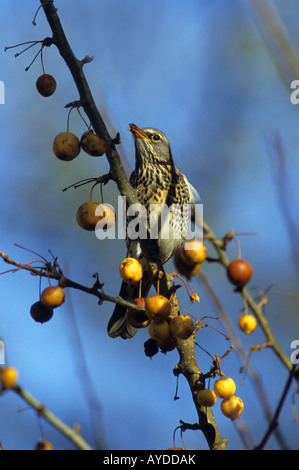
[0,0,299,450]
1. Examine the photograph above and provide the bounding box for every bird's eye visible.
[152,134,161,141]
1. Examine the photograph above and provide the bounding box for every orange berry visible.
[40,286,65,309]
[214,377,236,398]
[0,367,18,389]
[220,396,244,420]
[53,132,80,161]
[197,389,217,407]
[180,240,207,265]
[174,248,201,280]
[119,258,143,284]
[80,129,108,156]
[30,301,53,323]
[36,74,56,97]
[126,298,151,328]
[35,440,53,450]
[145,295,171,322]
[238,314,257,335]
[227,259,253,288]
[169,314,194,340]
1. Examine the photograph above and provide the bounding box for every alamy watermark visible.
[290,80,299,104]
[93,196,203,246]
[290,340,299,365]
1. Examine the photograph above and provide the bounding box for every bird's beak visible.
[128,123,151,140]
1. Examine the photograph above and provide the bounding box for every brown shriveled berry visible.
[80,130,108,156]
[53,132,80,161]
[36,74,57,97]
[30,301,53,323]
[76,201,102,231]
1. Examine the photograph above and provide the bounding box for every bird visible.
[107,123,198,339]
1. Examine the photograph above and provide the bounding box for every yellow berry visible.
[180,240,207,265]
[214,377,236,398]
[238,314,257,335]
[119,258,143,284]
[197,389,217,407]
[221,396,244,420]
[149,321,175,351]
[149,320,170,342]
[0,367,18,389]
[169,314,194,340]
[40,286,65,309]
[53,132,80,161]
[145,295,171,322]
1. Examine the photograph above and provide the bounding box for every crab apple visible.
[149,320,171,342]
[76,201,102,231]
[126,298,150,328]
[227,259,253,288]
[53,132,80,161]
[80,129,108,156]
[180,240,207,265]
[36,74,56,97]
[197,389,217,407]
[174,248,201,280]
[119,258,143,284]
[145,295,171,322]
[35,440,53,450]
[220,395,244,420]
[169,314,194,340]
[156,334,176,352]
[30,301,53,323]
[0,367,18,389]
[238,314,257,335]
[148,320,170,342]
[40,286,65,309]
[214,376,236,399]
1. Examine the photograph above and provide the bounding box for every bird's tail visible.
[107,274,152,339]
